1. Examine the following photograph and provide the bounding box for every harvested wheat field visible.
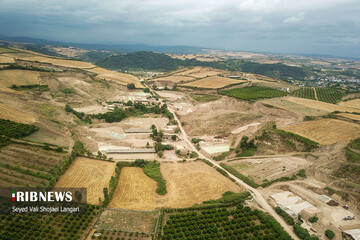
[0,102,36,123]
[55,157,116,205]
[108,167,157,210]
[0,70,40,92]
[110,162,242,210]
[88,67,143,88]
[286,96,360,113]
[282,119,360,145]
[153,75,194,83]
[174,67,203,76]
[339,99,360,110]
[336,113,360,121]
[161,162,242,208]
[180,76,244,89]
[3,52,95,69]
[261,98,328,116]
[0,55,14,63]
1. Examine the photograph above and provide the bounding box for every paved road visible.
[167,106,300,240]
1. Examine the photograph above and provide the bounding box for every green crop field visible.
[291,87,316,100]
[219,86,288,101]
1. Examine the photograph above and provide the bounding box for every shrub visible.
[325,229,335,239]
[308,216,318,223]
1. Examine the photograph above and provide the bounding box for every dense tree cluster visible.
[0,118,39,138]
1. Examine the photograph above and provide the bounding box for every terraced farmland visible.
[0,144,67,187]
[219,86,288,100]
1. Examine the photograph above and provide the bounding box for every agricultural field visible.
[160,202,292,240]
[0,102,37,124]
[315,87,345,104]
[291,87,316,100]
[291,87,345,104]
[0,55,15,63]
[0,204,99,240]
[285,96,360,113]
[96,209,159,234]
[261,98,328,116]
[2,51,95,69]
[152,75,194,83]
[339,99,360,109]
[180,76,244,89]
[220,86,288,100]
[174,67,221,78]
[336,112,360,121]
[55,157,116,205]
[109,167,158,210]
[225,156,310,185]
[109,162,242,210]
[88,67,143,88]
[282,118,360,145]
[0,70,40,93]
[0,143,66,187]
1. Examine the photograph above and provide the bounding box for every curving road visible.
[167,106,299,240]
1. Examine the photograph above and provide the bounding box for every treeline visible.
[95,51,308,80]
[0,63,54,72]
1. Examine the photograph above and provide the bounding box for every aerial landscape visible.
[0,1,359,240]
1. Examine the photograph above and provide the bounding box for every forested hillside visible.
[96,51,308,80]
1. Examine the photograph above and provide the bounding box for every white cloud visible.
[284,12,305,24]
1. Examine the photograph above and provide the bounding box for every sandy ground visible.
[55,157,116,205]
[83,117,168,152]
[180,76,244,89]
[110,162,243,210]
[228,156,311,184]
[282,118,360,145]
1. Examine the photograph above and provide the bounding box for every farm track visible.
[313,87,318,101]
[157,90,300,240]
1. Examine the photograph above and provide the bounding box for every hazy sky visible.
[1,0,360,57]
